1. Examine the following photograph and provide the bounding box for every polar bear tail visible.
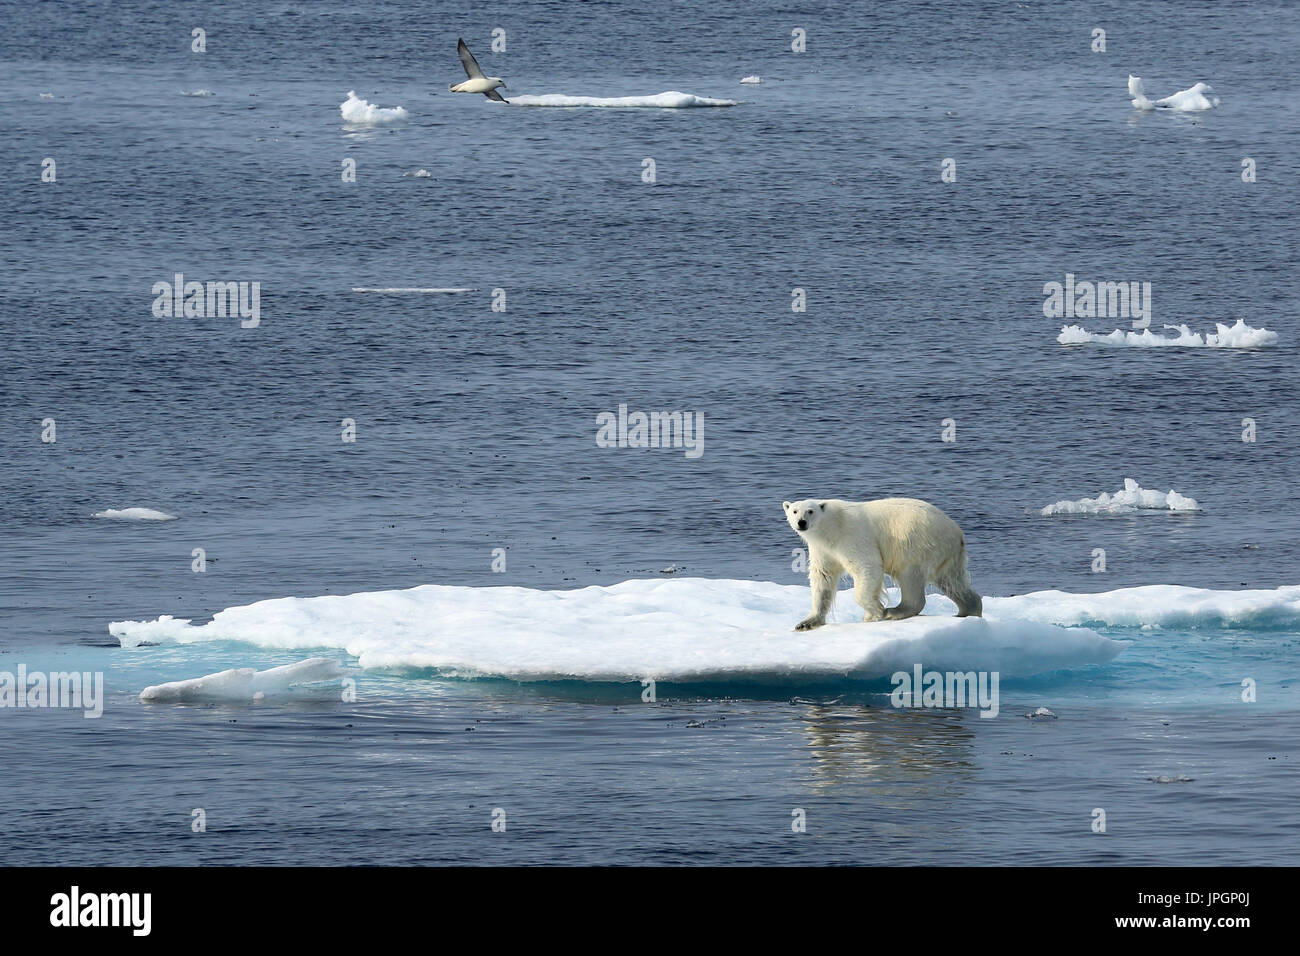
[937,537,983,617]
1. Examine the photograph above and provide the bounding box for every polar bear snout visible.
[797,519,808,530]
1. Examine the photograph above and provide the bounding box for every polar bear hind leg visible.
[935,543,982,617]
[883,566,927,620]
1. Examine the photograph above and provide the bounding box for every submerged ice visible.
[139,657,349,702]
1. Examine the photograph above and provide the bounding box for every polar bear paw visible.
[794,617,825,631]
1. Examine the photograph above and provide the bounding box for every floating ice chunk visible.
[505,91,737,108]
[1156,82,1218,111]
[1040,479,1199,516]
[1129,75,1219,111]
[1024,707,1058,719]
[1128,75,1154,110]
[111,578,1123,683]
[112,581,1300,696]
[403,168,432,178]
[93,508,177,521]
[350,287,476,293]
[340,90,409,125]
[1057,319,1276,348]
[1202,319,1277,347]
[740,75,761,84]
[180,89,214,97]
[139,657,349,702]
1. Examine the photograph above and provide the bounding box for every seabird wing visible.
[483,88,508,103]
[457,38,486,80]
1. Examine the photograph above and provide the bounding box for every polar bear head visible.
[783,499,826,534]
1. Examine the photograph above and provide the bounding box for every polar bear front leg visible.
[851,561,886,623]
[795,557,841,630]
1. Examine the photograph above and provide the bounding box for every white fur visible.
[783,497,982,630]
[450,76,505,95]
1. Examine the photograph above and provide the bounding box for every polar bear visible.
[783,497,982,630]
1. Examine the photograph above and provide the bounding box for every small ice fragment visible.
[93,507,177,521]
[340,90,409,125]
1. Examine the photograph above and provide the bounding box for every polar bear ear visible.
[819,502,825,511]
[782,501,791,510]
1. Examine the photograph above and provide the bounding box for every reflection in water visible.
[1126,108,1206,129]
[797,704,977,794]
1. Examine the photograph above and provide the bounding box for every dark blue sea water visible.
[2,0,1298,865]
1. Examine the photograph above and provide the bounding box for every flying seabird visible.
[449,38,508,103]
